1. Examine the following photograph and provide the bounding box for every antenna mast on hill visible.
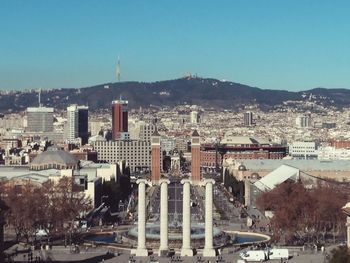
[38,89,42,107]
[116,56,121,82]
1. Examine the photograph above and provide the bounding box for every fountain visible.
[84,179,270,254]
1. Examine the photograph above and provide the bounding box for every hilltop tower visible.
[116,56,121,82]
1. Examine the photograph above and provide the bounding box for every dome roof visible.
[238,164,247,171]
[31,148,79,168]
[251,172,260,179]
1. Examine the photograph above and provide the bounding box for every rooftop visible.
[242,159,350,171]
[31,148,79,168]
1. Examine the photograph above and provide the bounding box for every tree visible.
[119,175,131,201]
[256,181,348,244]
[102,179,121,212]
[4,182,44,242]
[40,177,92,240]
[2,177,92,243]
[224,172,244,203]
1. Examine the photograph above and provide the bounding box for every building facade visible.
[112,99,128,140]
[191,130,201,182]
[151,130,161,182]
[92,140,151,172]
[289,141,318,159]
[244,111,253,126]
[295,115,311,128]
[27,107,54,132]
[66,105,89,145]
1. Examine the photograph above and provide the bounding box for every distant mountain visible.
[1,77,350,113]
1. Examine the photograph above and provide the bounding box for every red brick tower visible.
[151,128,161,182]
[112,99,128,140]
[191,130,201,182]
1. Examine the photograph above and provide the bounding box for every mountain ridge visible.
[0,77,349,112]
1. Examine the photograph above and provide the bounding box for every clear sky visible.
[1,0,350,91]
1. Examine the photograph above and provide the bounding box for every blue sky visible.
[1,0,350,91]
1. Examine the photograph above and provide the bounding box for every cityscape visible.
[1,1,350,263]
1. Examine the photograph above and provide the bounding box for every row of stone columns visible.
[133,178,216,257]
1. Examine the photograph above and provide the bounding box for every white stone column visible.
[159,179,170,256]
[202,179,216,257]
[244,179,251,207]
[181,179,193,256]
[133,179,148,257]
[347,216,350,249]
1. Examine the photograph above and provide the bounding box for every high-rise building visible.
[296,115,311,128]
[191,130,201,182]
[243,111,253,126]
[190,111,199,124]
[78,106,89,145]
[27,107,54,132]
[112,99,128,140]
[92,139,151,172]
[66,105,89,145]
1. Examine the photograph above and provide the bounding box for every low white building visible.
[289,141,318,159]
[318,146,350,160]
[0,149,123,209]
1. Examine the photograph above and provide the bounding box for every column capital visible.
[136,178,152,186]
[158,178,170,185]
[199,178,215,186]
[181,178,192,185]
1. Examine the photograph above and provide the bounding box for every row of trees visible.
[0,177,92,243]
[256,180,349,244]
[101,163,132,213]
[223,170,245,203]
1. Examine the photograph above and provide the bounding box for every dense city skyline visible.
[1,1,350,91]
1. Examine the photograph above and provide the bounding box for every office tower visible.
[190,111,199,124]
[244,111,253,126]
[93,139,151,172]
[78,106,89,145]
[66,105,89,145]
[296,115,311,128]
[191,130,201,182]
[151,129,161,182]
[112,99,128,140]
[27,107,54,132]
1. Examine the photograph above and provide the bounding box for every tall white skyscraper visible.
[66,105,89,144]
[190,111,199,124]
[296,115,311,128]
[244,111,253,126]
[67,105,79,142]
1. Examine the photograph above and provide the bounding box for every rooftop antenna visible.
[38,89,42,107]
[116,56,121,82]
